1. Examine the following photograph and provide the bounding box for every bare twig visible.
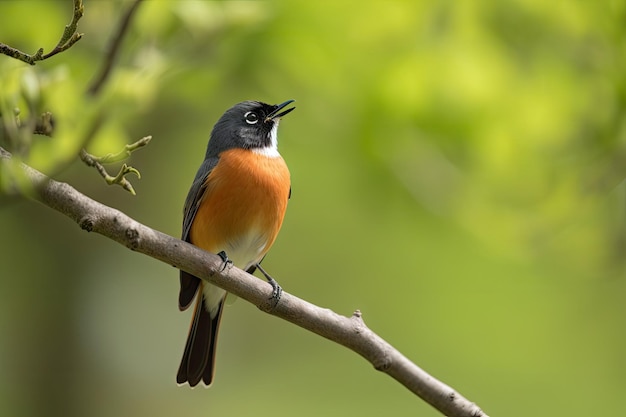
[85,135,151,164]
[79,136,151,195]
[0,147,488,417]
[0,0,84,65]
[87,0,144,96]
[0,43,42,66]
[40,0,84,60]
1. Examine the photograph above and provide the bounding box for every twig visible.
[0,147,489,417]
[82,135,151,164]
[79,136,151,195]
[0,0,84,65]
[0,43,42,66]
[41,0,84,60]
[87,0,144,96]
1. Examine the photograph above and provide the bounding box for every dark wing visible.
[179,156,220,311]
[182,156,219,242]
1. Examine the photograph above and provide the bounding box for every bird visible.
[176,99,295,387]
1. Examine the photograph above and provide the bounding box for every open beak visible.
[266,99,296,121]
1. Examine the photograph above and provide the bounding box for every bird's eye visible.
[244,111,259,125]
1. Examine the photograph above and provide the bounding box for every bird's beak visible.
[266,99,296,121]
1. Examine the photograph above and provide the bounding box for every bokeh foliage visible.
[1,1,625,416]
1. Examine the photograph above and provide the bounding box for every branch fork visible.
[0,0,84,65]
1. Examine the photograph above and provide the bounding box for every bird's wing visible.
[179,156,219,310]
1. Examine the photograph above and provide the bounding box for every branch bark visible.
[0,147,487,417]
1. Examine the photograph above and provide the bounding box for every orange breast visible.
[189,148,291,269]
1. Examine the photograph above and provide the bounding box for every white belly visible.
[202,228,268,316]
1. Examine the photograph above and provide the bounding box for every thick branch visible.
[0,148,487,417]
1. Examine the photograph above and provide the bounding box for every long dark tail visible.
[177,288,224,387]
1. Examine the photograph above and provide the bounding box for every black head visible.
[206,100,295,157]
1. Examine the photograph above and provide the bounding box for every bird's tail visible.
[176,289,224,387]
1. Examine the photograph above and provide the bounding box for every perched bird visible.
[177,100,295,387]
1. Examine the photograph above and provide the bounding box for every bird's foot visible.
[217,251,233,272]
[255,263,282,306]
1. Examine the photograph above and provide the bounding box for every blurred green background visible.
[1,1,625,416]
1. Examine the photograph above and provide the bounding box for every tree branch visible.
[78,136,151,195]
[86,0,144,96]
[0,0,83,65]
[0,147,488,417]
